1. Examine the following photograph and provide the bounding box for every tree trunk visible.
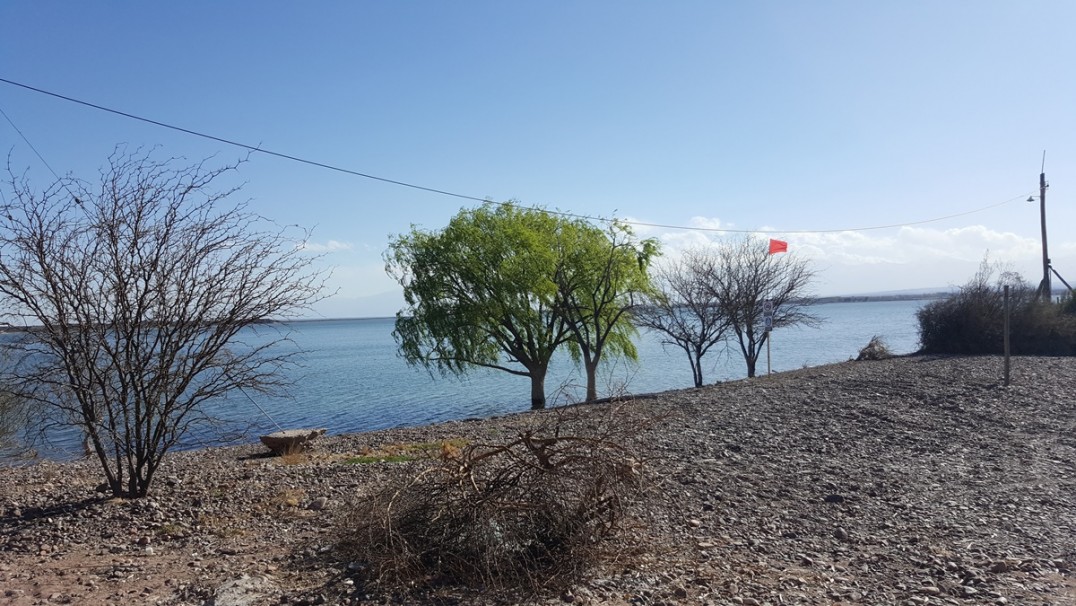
[690,354,704,388]
[530,366,548,410]
[744,333,759,378]
[584,358,599,403]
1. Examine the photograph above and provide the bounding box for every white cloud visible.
[303,221,1074,318]
[646,223,1064,296]
[687,216,730,231]
[301,239,354,253]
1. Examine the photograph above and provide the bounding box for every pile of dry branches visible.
[337,411,649,598]
[856,335,894,361]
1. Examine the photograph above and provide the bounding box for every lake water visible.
[1,298,927,462]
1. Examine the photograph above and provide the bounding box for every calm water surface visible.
[3,299,927,461]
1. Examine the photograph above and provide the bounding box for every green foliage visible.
[386,203,571,409]
[554,220,660,401]
[917,260,1076,355]
[385,203,656,408]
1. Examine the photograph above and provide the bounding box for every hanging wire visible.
[0,103,84,204]
[0,76,1030,235]
[237,386,284,432]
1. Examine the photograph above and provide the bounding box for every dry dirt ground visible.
[1,355,1074,605]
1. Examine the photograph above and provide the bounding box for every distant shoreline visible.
[810,292,950,305]
[0,293,948,332]
[204,295,956,326]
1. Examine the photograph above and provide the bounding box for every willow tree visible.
[386,203,573,410]
[0,148,326,497]
[555,221,658,402]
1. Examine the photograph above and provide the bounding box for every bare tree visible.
[634,247,731,387]
[707,236,819,378]
[0,148,326,497]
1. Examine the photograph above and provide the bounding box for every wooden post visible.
[1036,153,1051,301]
[1004,285,1011,386]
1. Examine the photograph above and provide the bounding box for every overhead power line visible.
[0,77,485,204]
[0,103,83,204]
[0,76,1029,235]
[0,104,65,183]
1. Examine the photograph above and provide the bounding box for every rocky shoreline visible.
[1,355,1074,605]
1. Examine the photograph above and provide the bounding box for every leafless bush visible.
[856,335,893,361]
[0,148,327,496]
[336,410,648,598]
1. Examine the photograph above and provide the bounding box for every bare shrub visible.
[0,148,327,497]
[336,410,648,598]
[856,336,893,361]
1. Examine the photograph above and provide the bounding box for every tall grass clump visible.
[917,259,1076,355]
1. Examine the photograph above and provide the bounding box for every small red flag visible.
[768,239,788,255]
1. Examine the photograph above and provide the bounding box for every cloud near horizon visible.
[643,217,1068,295]
[308,217,1073,318]
[301,239,354,253]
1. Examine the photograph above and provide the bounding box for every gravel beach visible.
[1,355,1074,605]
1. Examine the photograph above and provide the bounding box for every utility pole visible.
[1037,151,1051,301]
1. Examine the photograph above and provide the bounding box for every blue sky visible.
[1,1,1074,318]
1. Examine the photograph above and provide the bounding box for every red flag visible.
[768,239,788,255]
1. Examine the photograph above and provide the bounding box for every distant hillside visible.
[812,290,953,305]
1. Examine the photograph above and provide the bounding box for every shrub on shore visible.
[917,260,1076,355]
[1062,292,1076,316]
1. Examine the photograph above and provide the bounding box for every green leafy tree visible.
[386,203,572,410]
[555,221,658,402]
